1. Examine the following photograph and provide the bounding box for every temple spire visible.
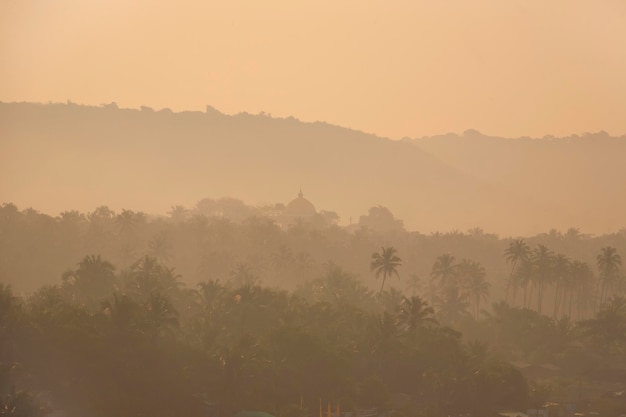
[298,187,303,198]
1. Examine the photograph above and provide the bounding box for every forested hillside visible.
[3,102,624,235]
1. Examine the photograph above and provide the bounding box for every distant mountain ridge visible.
[406,129,626,235]
[1,101,624,235]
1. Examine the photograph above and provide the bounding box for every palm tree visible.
[115,209,139,235]
[531,244,554,314]
[304,262,373,309]
[368,311,402,354]
[460,261,490,319]
[551,254,571,318]
[370,247,402,294]
[579,295,626,351]
[596,246,622,305]
[167,205,189,223]
[126,256,181,301]
[230,263,259,287]
[513,257,534,309]
[196,280,225,313]
[62,254,116,309]
[144,293,179,345]
[430,253,458,292]
[435,287,470,326]
[147,232,173,264]
[570,260,594,319]
[398,295,437,331]
[87,205,116,237]
[504,239,530,303]
[102,292,140,337]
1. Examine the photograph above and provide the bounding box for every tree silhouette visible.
[435,287,470,326]
[147,232,173,264]
[579,295,626,352]
[398,295,437,331]
[531,244,554,314]
[551,253,571,318]
[459,260,490,319]
[115,209,146,236]
[230,263,259,287]
[144,293,179,345]
[596,246,622,305]
[514,258,534,309]
[431,253,458,293]
[504,239,530,303]
[125,256,181,302]
[570,260,594,319]
[368,311,402,355]
[167,205,189,223]
[102,292,141,339]
[370,247,402,294]
[359,206,404,233]
[62,254,116,310]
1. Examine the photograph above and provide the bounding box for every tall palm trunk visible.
[505,260,517,303]
[526,283,534,309]
[553,285,562,318]
[577,285,586,320]
[379,271,388,294]
[596,280,605,312]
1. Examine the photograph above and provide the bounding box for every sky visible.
[1,0,626,139]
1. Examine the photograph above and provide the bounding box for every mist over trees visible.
[2,102,626,235]
[2,102,626,417]
[2,199,626,416]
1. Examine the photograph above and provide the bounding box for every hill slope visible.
[1,102,622,235]
[407,129,626,235]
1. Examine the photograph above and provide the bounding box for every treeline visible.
[2,254,626,417]
[2,256,532,417]
[1,202,625,321]
[5,101,626,235]
[2,202,626,415]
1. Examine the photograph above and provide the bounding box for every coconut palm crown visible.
[370,246,402,294]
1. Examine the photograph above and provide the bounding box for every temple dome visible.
[284,190,316,218]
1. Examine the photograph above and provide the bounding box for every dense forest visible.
[1,201,625,417]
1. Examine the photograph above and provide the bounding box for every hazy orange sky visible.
[2,0,625,139]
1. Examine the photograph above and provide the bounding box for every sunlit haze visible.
[2,0,626,138]
[2,3,626,415]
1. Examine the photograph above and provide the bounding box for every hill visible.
[1,102,623,235]
[407,129,626,235]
